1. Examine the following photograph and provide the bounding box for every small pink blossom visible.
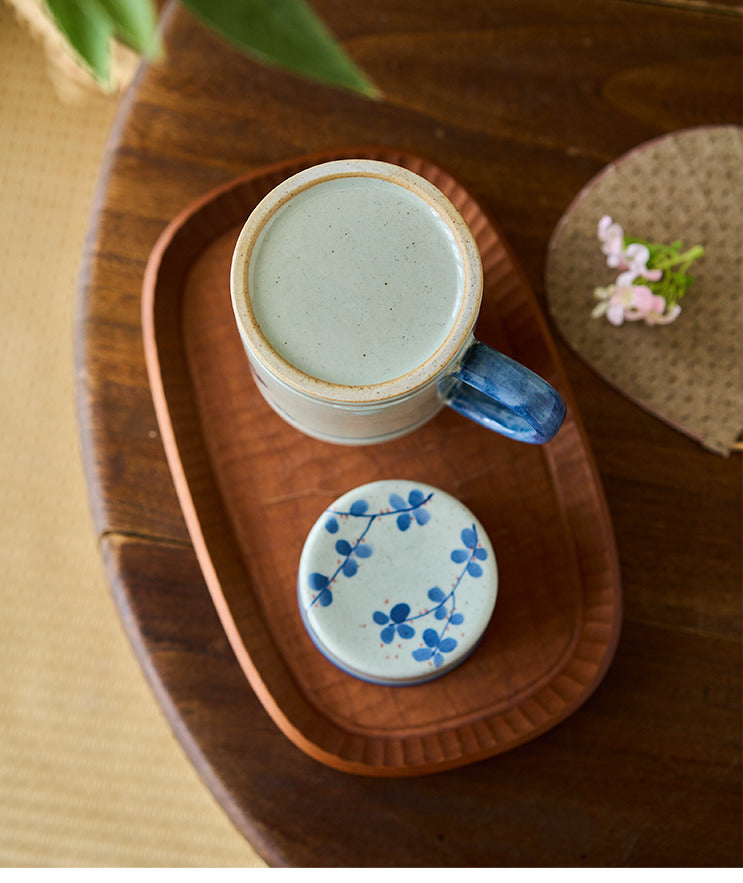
[592,215,701,327]
[620,244,663,283]
[645,303,682,325]
[598,216,662,281]
[626,285,666,320]
[592,283,634,325]
[592,283,681,326]
[597,215,626,268]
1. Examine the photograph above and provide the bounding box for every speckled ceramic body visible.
[231,160,566,445]
[297,480,498,685]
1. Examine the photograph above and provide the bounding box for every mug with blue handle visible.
[230,159,565,446]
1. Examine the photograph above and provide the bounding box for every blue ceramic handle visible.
[440,342,566,444]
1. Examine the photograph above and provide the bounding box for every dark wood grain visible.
[75,0,742,866]
[103,532,740,867]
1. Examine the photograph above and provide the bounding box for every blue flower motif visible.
[389,489,432,531]
[450,525,488,576]
[309,488,431,611]
[373,603,415,643]
[412,628,458,667]
[427,586,465,623]
[360,518,488,669]
[308,572,332,607]
[349,499,369,516]
[332,538,373,577]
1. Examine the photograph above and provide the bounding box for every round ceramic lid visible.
[297,480,498,686]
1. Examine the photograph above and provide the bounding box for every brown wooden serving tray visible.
[142,148,622,777]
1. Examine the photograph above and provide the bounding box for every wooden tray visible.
[142,148,622,777]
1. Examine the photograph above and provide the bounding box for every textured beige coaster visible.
[546,126,743,456]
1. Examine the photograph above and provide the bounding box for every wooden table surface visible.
[75,0,742,867]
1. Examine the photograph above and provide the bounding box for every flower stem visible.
[650,244,705,272]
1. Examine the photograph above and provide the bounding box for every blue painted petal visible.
[413,647,435,661]
[461,526,478,548]
[390,602,410,623]
[414,508,430,525]
[397,513,411,531]
[349,499,369,516]
[372,611,389,625]
[428,586,445,602]
[439,637,458,654]
[434,606,447,620]
[380,625,396,644]
[342,558,358,577]
[423,628,440,648]
[308,572,328,590]
[433,651,444,667]
[467,561,483,578]
[318,588,333,607]
[397,624,415,640]
[335,539,352,556]
[474,547,488,560]
[450,613,464,625]
[325,517,339,534]
[408,489,425,507]
[451,549,468,563]
[354,543,373,558]
[388,493,406,510]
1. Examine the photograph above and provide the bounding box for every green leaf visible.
[96,0,162,56]
[180,0,379,98]
[45,0,161,86]
[46,0,116,84]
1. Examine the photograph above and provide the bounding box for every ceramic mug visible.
[230,159,565,445]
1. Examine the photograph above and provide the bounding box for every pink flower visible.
[592,283,636,325]
[592,283,681,326]
[645,303,682,325]
[593,215,696,327]
[598,216,663,282]
[597,215,626,268]
[625,285,666,321]
[620,245,663,283]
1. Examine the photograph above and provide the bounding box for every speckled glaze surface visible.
[248,174,464,386]
[297,480,498,685]
[230,159,566,446]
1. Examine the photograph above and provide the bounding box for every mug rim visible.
[230,159,482,405]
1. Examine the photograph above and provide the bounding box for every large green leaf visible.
[96,0,161,55]
[45,0,161,86]
[45,0,377,98]
[45,0,116,84]
[180,0,379,98]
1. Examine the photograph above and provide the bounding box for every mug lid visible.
[297,480,498,686]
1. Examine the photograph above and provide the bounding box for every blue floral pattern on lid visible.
[297,481,498,686]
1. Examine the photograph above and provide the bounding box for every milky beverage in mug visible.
[230,160,565,445]
[248,174,462,386]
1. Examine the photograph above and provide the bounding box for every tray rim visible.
[142,147,623,776]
